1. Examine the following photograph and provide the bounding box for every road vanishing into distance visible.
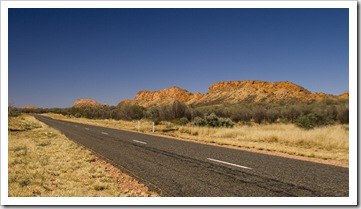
[34,115,348,197]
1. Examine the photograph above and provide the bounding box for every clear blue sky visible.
[9,8,349,108]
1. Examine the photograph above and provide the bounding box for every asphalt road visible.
[34,115,348,197]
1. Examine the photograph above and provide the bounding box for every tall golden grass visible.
[43,113,349,162]
[177,124,349,161]
[8,114,158,197]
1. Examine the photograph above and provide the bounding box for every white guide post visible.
[137,120,140,131]
[152,122,155,133]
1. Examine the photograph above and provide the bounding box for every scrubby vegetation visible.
[294,113,334,130]
[17,98,348,163]
[192,113,234,128]
[18,98,349,129]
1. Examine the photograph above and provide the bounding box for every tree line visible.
[13,98,349,129]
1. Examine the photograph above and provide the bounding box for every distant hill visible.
[23,105,38,109]
[118,86,202,107]
[73,99,107,108]
[336,91,349,100]
[119,80,348,107]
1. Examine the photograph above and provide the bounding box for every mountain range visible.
[72,80,349,108]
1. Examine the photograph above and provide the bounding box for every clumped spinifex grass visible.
[8,115,158,197]
[43,113,349,162]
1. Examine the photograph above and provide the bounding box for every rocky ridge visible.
[119,86,202,107]
[23,105,38,109]
[73,99,107,108]
[119,80,348,107]
[336,91,349,100]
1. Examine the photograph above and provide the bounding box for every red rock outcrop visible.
[336,91,349,100]
[73,99,105,108]
[131,86,202,107]
[118,80,348,107]
[23,105,38,109]
[117,99,135,106]
[192,80,315,105]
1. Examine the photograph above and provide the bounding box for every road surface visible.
[34,115,348,197]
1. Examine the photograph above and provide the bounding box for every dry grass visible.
[43,113,169,133]
[42,113,349,163]
[8,114,159,197]
[177,124,349,161]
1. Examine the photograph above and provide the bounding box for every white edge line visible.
[85,128,89,130]
[133,140,147,145]
[207,158,252,170]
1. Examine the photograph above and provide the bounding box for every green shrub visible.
[205,113,219,127]
[192,113,234,128]
[8,108,21,117]
[22,123,41,130]
[173,117,189,126]
[294,115,314,129]
[192,116,207,127]
[294,113,333,129]
[217,117,235,128]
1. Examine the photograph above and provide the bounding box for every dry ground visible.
[8,114,159,197]
[43,113,349,167]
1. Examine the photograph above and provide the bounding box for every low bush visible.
[294,113,334,129]
[9,109,21,117]
[173,117,189,126]
[205,113,220,127]
[217,117,235,128]
[192,116,207,127]
[192,113,234,128]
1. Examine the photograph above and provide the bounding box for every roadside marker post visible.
[137,120,140,131]
[152,122,155,133]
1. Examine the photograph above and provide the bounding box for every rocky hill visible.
[23,105,38,109]
[191,80,346,106]
[119,86,202,107]
[193,80,310,105]
[73,99,106,108]
[336,91,349,100]
[119,80,348,107]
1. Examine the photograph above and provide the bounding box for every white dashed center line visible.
[101,132,109,135]
[207,158,252,170]
[133,140,147,144]
[85,128,89,130]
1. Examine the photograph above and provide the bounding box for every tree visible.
[282,106,301,123]
[266,109,279,123]
[171,100,187,119]
[337,107,349,124]
[253,108,266,124]
[146,106,161,124]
